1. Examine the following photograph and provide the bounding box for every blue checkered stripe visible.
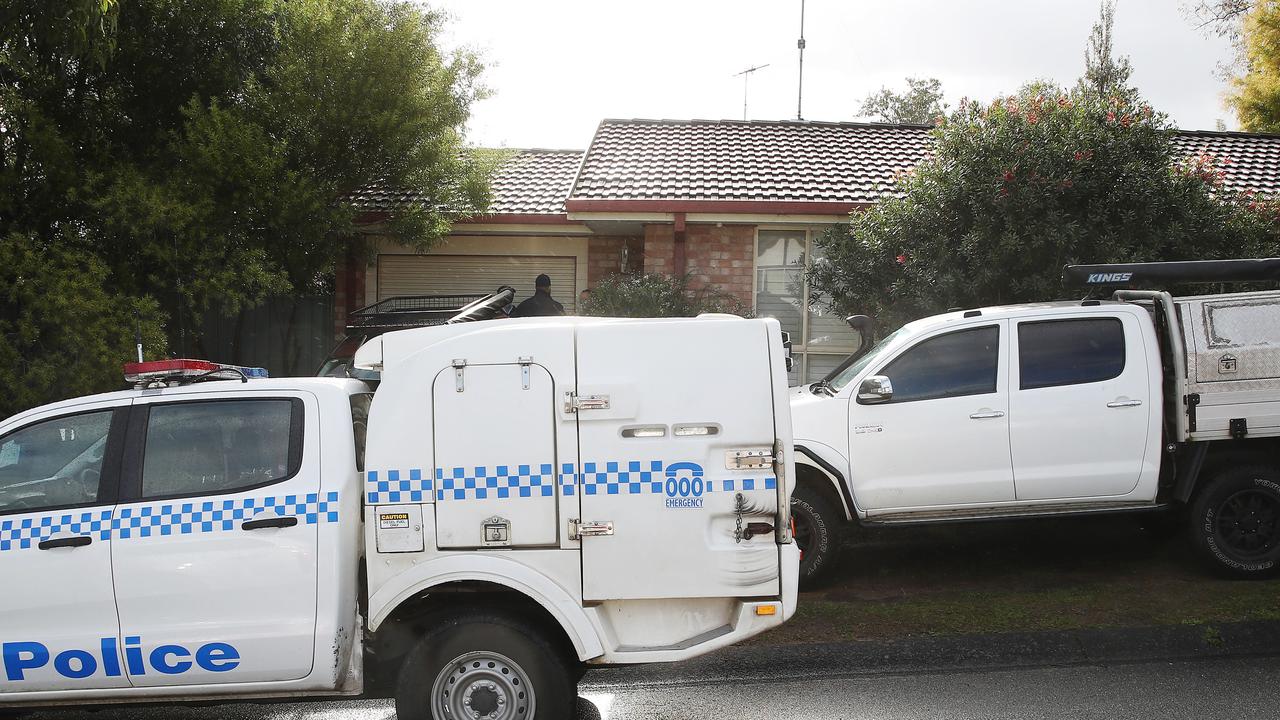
[578,461,777,496]
[365,461,776,503]
[365,465,573,504]
[0,492,339,553]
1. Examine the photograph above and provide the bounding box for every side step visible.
[865,501,1168,526]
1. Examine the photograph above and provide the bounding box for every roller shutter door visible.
[378,254,577,313]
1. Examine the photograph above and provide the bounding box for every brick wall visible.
[587,237,625,288]
[642,224,675,275]
[685,224,755,307]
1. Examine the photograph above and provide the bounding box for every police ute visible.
[0,315,798,719]
[788,258,1280,586]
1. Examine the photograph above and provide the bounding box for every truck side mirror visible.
[857,375,894,404]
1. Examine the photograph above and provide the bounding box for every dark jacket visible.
[511,289,565,318]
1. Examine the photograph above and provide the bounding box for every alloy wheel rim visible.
[1215,488,1280,559]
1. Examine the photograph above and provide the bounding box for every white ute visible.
[788,259,1280,585]
[0,315,799,719]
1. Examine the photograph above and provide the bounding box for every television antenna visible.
[796,0,806,120]
[734,63,770,121]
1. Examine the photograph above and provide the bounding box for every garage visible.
[377,254,578,313]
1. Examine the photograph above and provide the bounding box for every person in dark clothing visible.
[511,273,565,317]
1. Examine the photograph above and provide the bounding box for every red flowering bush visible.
[810,83,1280,327]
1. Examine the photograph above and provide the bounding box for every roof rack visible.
[348,293,489,330]
[1062,258,1280,288]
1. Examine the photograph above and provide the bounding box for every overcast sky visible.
[429,0,1239,150]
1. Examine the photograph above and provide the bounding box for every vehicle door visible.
[1009,313,1151,500]
[0,402,129,693]
[110,392,324,687]
[850,322,1014,511]
[575,320,783,601]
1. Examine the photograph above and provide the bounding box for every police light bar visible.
[124,359,269,385]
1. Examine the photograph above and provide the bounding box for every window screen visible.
[878,326,1000,403]
[141,400,297,498]
[1018,318,1125,390]
[0,411,113,514]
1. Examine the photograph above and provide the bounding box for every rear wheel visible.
[395,611,575,720]
[1189,465,1280,579]
[791,482,843,588]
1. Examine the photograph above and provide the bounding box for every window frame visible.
[1017,317,1127,391]
[752,225,855,383]
[0,406,128,517]
[119,397,306,504]
[864,324,1002,405]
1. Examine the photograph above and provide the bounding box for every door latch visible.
[569,519,614,539]
[564,392,610,413]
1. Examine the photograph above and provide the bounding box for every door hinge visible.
[564,391,610,413]
[725,448,775,470]
[518,356,532,390]
[452,359,466,393]
[1185,393,1200,433]
[1230,418,1248,439]
[568,518,614,539]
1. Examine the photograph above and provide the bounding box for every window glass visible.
[878,326,1000,403]
[350,393,372,472]
[0,411,113,514]
[804,245,863,351]
[1019,318,1125,390]
[805,353,847,383]
[142,400,294,498]
[755,231,806,340]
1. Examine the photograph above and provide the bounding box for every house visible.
[341,119,1280,383]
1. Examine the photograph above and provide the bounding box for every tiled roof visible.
[348,149,583,215]
[1171,130,1280,197]
[569,119,934,204]
[567,119,1280,207]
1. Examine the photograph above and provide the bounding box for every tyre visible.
[1189,465,1280,579]
[395,611,575,720]
[791,482,843,588]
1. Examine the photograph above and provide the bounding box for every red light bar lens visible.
[124,359,220,376]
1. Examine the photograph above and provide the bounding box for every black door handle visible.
[241,516,299,531]
[38,536,92,550]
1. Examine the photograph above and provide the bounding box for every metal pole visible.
[797,0,806,120]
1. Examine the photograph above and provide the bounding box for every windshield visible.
[823,326,909,392]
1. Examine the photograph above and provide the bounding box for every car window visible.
[1018,318,1126,390]
[0,411,113,514]
[877,326,1000,403]
[141,400,297,499]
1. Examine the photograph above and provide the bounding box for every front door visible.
[0,404,128,693]
[851,322,1015,512]
[110,393,322,686]
[1009,314,1151,500]
[576,320,782,601]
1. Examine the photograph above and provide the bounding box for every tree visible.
[859,78,947,125]
[581,273,751,318]
[1080,0,1134,97]
[0,0,489,410]
[1184,0,1253,38]
[1227,1,1280,132]
[809,84,1280,329]
[0,233,168,418]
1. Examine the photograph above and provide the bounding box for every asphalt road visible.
[14,654,1280,720]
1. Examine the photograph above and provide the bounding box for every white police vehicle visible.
[0,316,798,719]
[789,259,1280,585]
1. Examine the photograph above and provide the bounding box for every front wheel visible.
[1189,465,1280,579]
[395,611,575,720]
[791,483,843,588]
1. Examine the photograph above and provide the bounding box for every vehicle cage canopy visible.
[1062,258,1280,288]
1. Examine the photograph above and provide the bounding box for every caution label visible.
[378,512,410,530]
